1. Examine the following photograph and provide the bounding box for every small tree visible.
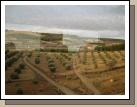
[35,57,40,64]
[48,63,55,68]
[27,52,32,57]
[19,63,25,69]
[10,73,19,79]
[48,59,54,64]
[15,68,21,74]
[32,79,39,84]
[50,66,56,73]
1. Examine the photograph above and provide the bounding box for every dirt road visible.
[72,55,101,95]
[23,56,77,95]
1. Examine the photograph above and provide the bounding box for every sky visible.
[5,5,125,39]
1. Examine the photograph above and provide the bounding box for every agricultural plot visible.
[5,51,62,95]
[5,49,125,95]
[4,4,127,97]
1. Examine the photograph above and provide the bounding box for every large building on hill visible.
[5,30,40,50]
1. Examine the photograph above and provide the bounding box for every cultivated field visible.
[5,49,125,95]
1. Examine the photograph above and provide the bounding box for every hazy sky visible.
[5,5,125,39]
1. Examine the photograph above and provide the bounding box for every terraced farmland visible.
[5,49,125,95]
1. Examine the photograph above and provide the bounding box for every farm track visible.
[72,55,101,95]
[55,64,125,76]
[23,56,77,95]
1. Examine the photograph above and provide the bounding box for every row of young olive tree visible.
[5,50,19,60]
[82,48,88,64]
[91,51,98,68]
[6,52,23,70]
[10,63,25,80]
[46,54,56,73]
[97,51,117,70]
[56,53,73,70]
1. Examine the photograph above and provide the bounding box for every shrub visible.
[16,88,23,95]
[15,83,20,87]
[32,79,39,84]
[5,52,21,68]
[91,51,98,68]
[35,57,40,64]
[48,59,54,64]
[50,66,56,73]
[63,62,67,66]
[15,68,21,74]
[67,57,71,61]
[98,52,107,65]
[48,63,55,68]
[19,63,25,69]
[6,60,12,67]
[10,73,19,79]
[27,52,32,57]
[6,51,18,59]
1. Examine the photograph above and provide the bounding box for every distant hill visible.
[100,38,124,43]
[5,30,125,51]
[5,30,41,50]
[5,30,40,40]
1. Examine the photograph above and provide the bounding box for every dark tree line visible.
[5,50,19,60]
[40,48,68,52]
[40,33,63,41]
[5,52,22,70]
[94,43,125,51]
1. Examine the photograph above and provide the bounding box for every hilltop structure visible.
[79,35,104,52]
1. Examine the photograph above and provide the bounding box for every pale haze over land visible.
[5,5,125,39]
